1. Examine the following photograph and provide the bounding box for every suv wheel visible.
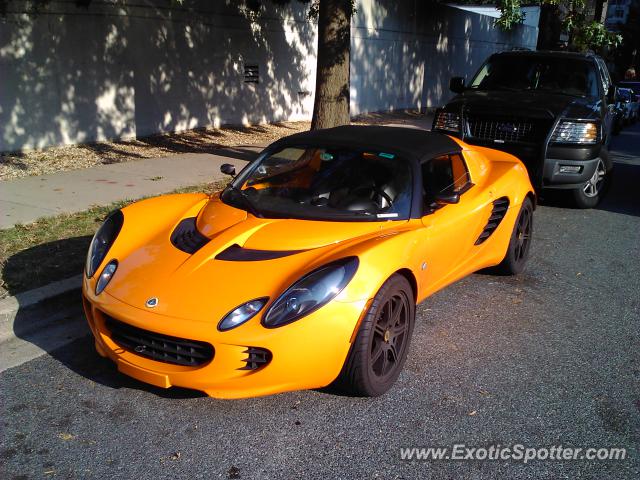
[572,157,609,208]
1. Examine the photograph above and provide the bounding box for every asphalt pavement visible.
[1,123,639,479]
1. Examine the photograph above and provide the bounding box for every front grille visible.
[170,217,210,254]
[239,347,272,371]
[475,197,510,245]
[104,316,214,366]
[466,116,538,144]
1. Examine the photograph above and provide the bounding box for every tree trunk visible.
[310,0,351,130]
[537,3,563,50]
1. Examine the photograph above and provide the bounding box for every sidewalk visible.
[0,147,260,229]
[0,114,433,229]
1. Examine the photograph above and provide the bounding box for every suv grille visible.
[466,116,537,144]
[104,316,214,366]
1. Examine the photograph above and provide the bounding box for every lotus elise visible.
[82,125,535,399]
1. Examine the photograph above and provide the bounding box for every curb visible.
[0,274,82,327]
[0,275,86,373]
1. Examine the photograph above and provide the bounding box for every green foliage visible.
[572,20,623,51]
[496,0,525,30]
[496,0,622,53]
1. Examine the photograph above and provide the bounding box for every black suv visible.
[433,51,616,208]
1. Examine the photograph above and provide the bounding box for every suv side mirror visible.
[220,163,236,176]
[607,85,617,104]
[434,192,460,205]
[449,77,466,94]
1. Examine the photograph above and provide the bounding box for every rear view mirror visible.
[607,85,617,104]
[449,77,466,94]
[220,163,236,176]
[434,192,460,204]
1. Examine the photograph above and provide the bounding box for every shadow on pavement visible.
[596,160,640,217]
[2,236,92,296]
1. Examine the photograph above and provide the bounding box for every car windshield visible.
[469,55,600,98]
[221,146,413,221]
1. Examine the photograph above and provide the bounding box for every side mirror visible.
[449,77,465,94]
[434,192,460,205]
[220,163,236,176]
[607,85,617,104]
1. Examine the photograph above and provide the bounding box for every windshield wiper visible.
[227,186,263,218]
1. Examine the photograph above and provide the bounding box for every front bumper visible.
[542,155,601,189]
[82,280,365,399]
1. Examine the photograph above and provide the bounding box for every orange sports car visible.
[82,125,535,399]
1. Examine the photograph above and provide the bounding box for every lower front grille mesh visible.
[104,315,214,366]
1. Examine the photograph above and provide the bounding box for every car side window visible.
[422,153,472,205]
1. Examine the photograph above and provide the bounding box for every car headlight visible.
[262,257,359,328]
[85,210,124,278]
[550,120,599,144]
[433,111,461,133]
[95,260,118,295]
[218,298,268,331]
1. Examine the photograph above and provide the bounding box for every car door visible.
[418,153,489,294]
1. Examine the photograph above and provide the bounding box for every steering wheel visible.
[351,184,394,208]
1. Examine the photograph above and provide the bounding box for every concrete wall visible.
[350,3,538,115]
[0,0,538,152]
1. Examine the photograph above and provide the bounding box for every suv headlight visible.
[550,120,599,144]
[85,210,124,278]
[262,257,359,328]
[433,111,461,133]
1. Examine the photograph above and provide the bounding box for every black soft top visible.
[271,125,461,162]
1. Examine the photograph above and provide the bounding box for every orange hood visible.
[104,195,405,323]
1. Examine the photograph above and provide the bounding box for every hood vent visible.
[475,197,510,245]
[215,244,304,261]
[171,217,210,254]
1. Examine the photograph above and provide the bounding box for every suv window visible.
[422,154,471,204]
[469,55,599,98]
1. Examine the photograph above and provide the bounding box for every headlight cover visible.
[95,260,118,295]
[218,298,268,331]
[262,257,359,328]
[433,111,461,133]
[550,120,599,144]
[85,210,124,278]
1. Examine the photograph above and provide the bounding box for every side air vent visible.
[170,217,210,254]
[475,197,510,245]
[239,347,272,371]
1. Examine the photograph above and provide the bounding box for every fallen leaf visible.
[468,410,477,416]
[170,452,181,460]
[228,466,241,479]
[58,433,74,441]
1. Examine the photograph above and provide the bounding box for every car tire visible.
[495,197,533,275]
[334,274,415,397]
[571,150,611,209]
